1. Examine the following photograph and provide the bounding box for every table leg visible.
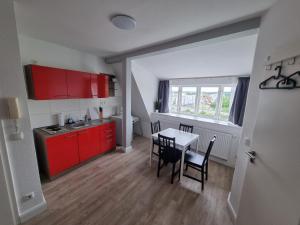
[179,147,186,183]
[149,139,153,168]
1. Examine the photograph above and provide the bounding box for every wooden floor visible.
[24,136,234,225]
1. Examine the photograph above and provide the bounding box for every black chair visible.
[183,135,216,190]
[179,123,193,133]
[157,134,182,184]
[151,120,161,157]
[179,123,194,151]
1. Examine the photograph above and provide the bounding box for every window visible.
[220,87,233,121]
[198,87,219,117]
[181,87,197,114]
[169,85,235,121]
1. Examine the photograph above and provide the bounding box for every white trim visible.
[19,197,47,223]
[121,145,133,153]
[227,192,237,224]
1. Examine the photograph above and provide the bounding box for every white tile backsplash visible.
[27,100,51,114]
[28,97,121,129]
[29,113,56,129]
[50,99,81,113]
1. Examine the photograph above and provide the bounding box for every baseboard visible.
[19,197,47,223]
[227,192,237,224]
[121,145,133,153]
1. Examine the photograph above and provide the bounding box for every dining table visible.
[150,128,200,182]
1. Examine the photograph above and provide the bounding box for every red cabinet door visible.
[90,126,100,154]
[66,70,91,98]
[99,122,116,153]
[90,74,98,98]
[27,65,68,100]
[78,127,100,162]
[98,74,109,98]
[46,132,79,177]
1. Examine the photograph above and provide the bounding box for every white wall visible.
[229,0,300,220]
[131,76,153,137]
[131,61,159,138]
[18,36,121,129]
[0,1,45,223]
[19,35,113,74]
[131,61,159,115]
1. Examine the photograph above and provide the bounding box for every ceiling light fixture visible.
[111,15,136,30]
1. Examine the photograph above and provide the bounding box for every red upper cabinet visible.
[98,74,109,98]
[46,132,79,177]
[25,65,68,100]
[90,74,98,98]
[66,70,91,98]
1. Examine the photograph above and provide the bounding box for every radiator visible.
[161,120,233,161]
[193,127,233,160]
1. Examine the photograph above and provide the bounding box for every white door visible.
[237,88,300,224]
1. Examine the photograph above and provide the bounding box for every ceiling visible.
[134,34,258,79]
[14,0,276,56]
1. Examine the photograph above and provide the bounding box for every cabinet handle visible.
[106,134,113,138]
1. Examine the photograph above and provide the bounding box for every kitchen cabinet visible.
[35,121,116,179]
[98,74,110,98]
[25,65,110,100]
[66,70,91,98]
[25,65,68,100]
[90,74,98,97]
[78,127,100,162]
[46,132,79,177]
[99,122,116,153]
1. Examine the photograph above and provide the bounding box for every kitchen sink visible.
[69,121,89,129]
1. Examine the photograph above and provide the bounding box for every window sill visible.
[153,112,240,128]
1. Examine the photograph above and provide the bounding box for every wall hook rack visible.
[259,66,300,90]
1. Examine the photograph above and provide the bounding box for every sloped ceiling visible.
[134,34,258,79]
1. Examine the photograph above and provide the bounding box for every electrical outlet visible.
[22,192,35,202]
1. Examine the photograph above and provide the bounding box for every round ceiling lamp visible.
[111,15,136,30]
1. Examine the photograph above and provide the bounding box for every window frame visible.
[169,84,236,121]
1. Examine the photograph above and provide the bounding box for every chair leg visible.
[152,142,154,153]
[205,162,208,180]
[178,159,181,181]
[171,163,175,184]
[185,163,188,171]
[157,157,161,178]
[201,166,204,191]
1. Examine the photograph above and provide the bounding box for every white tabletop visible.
[152,128,199,150]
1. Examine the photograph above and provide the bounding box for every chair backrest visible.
[204,135,216,164]
[151,120,161,134]
[158,134,176,162]
[179,123,193,133]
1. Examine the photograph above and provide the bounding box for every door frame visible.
[0,120,19,225]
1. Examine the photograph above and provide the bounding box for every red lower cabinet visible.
[46,132,79,177]
[78,127,100,162]
[99,122,116,153]
[40,122,116,179]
